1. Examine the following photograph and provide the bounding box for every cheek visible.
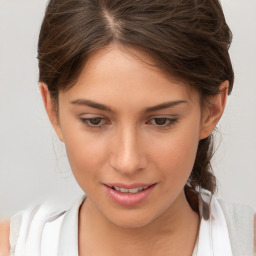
[149,123,200,183]
[61,124,109,184]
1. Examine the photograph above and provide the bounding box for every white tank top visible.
[9,189,255,256]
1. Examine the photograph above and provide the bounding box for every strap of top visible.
[41,214,66,256]
[195,189,233,256]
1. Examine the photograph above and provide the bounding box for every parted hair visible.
[38,0,234,195]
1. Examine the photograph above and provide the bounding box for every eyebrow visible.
[70,99,187,113]
[71,99,113,112]
[145,100,187,112]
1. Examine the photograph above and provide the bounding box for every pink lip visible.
[103,183,156,207]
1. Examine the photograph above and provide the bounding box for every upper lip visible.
[104,183,156,189]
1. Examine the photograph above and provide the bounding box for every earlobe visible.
[39,83,64,142]
[200,81,229,140]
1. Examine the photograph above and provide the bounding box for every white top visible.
[9,189,255,256]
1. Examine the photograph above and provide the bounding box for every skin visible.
[255,215,256,253]
[0,220,10,256]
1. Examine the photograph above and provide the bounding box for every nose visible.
[109,125,147,175]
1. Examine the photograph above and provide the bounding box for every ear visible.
[200,80,229,140]
[39,83,64,142]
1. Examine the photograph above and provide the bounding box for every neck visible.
[79,191,199,256]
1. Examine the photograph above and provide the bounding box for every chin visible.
[103,208,162,229]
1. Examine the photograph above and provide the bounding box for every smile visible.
[111,185,150,194]
[104,183,157,206]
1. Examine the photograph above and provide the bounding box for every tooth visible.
[128,188,139,193]
[120,188,129,193]
[112,185,151,193]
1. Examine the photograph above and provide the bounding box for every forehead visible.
[59,43,200,108]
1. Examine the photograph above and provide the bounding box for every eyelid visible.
[146,116,179,129]
[79,116,110,129]
[78,114,179,130]
[146,114,178,121]
[78,113,106,118]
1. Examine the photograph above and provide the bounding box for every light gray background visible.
[0,0,255,219]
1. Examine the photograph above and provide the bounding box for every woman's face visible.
[49,44,209,228]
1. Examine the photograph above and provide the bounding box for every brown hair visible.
[38,0,234,195]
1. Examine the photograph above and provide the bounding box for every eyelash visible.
[79,117,178,130]
[146,117,178,129]
[79,117,108,129]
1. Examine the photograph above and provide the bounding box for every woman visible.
[1,0,255,255]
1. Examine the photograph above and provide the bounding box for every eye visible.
[147,117,178,128]
[80,117,108,129]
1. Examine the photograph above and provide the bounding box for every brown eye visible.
[89,118,102,125]
[146,117,178,129]
[154,118,168,126]
[80,117,108,129]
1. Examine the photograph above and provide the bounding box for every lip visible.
[103,183,157,207]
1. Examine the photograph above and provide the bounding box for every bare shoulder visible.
[0,220,10,256]
[254,214,256,254]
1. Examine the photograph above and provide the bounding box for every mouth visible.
[108,185,153,194]
[103,183,157,206]
[104,183,157,206]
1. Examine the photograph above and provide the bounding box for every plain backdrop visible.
[0,0,256,219]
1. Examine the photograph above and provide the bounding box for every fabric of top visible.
[9,190,255,256]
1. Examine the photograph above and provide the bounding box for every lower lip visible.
[104,184,156,207]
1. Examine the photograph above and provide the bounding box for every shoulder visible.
[0,220,10,256]
[217,199,256,255]
[254,214,256,254]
